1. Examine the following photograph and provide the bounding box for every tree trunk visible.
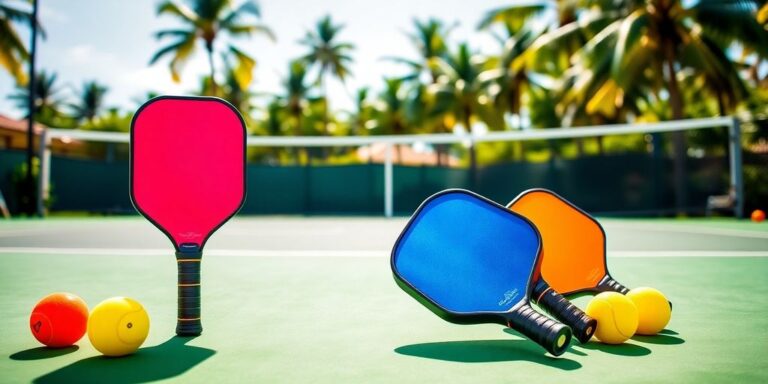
[430,70,446,167]
[205,41,217,96]
[435,121,446,166]
[320,74,330,159]
[663,41,687,215]
[394,120,404,164]
[320,75,329,136]
[510,83,528,162]
[463,107,477,187]
[293,109,304,165]
[716,90,727,117]
[575,138,585,157]
[716,90,731,163]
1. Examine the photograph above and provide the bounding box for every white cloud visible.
[116,57,210,101]
[54,43,210,108]
[63,44,115,65]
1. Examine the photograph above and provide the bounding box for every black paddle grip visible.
[176,245,202,336]
[532,280,596,343]
[597,276,630,294]
[597,276,673,309]
[507,303,572,356]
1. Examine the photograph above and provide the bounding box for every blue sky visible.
[0,0,514,121]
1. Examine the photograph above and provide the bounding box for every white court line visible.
[0,247,766,258]
[605,223,768,240]
[610,251,768,257]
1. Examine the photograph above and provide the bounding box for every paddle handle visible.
[596,276,673,309]
[507,303,572,356]
[176,245,203,336]
[531,280,596,343]
[597,276,630,294]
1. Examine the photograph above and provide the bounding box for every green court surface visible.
[1,217,767,383]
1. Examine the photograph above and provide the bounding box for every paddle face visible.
[392,190,541,319]
[130,96,246,250]
[508,189,608,295]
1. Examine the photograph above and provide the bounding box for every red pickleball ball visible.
[29,293,89,347]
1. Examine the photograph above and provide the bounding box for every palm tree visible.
[282,60,313,137]
[8,70,67,126]
[279,60,314,163]
[374,78,410,162]
[150,0,273,94]
[70,81,108,123]
[217,48,258,123]
[477,2,555,37]
[300,15,354,136]
[245,98,285,163]
[478,2,611,157]
[0,0,31,84]
[350,87,372,136]
[549,0,768,212]
[431,43,487,176]
[389,18,455,83]
[387,18,455,164]
[477,25,543,161]
[262,99,285,136]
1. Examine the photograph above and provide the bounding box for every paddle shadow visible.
[33,337,215,384]
[501,328,587,356]
[576,341,651,356]
[10,346,79,361]
[632,333,685,345]
[395,339,581,370]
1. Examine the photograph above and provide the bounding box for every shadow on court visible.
[32,337,215,384]
[632,333,685,345]
[394,339,582,370]
[575,341,651,356]
[10,346,79,360]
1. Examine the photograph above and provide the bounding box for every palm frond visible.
[154,28,195,39]
[221,0,261,26]
[229,45,256,90]
[611,10,649,83]
[157,0,200,24]
[477,2,552,32]
[0,19,29,84]
[690,0,768,56]
[225,24,276,41]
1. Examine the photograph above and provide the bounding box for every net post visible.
[728,117,744,218]
[384,143,393,217]
[37,128,51,217]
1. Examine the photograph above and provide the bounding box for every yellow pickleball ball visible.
[87,297,150,356]
[627,287,671,335]
[585,292,638,344]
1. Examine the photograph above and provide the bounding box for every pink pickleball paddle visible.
[130,96,246,336]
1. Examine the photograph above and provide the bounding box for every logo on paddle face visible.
[179,232,202,241]
[498,289,520,307]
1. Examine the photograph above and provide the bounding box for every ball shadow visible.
[395,338,581,370]
[658,329,679,335]
[575,341,651,356]
[10,346,79,361]
[33,337,215,384]
[631,333,685,345]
